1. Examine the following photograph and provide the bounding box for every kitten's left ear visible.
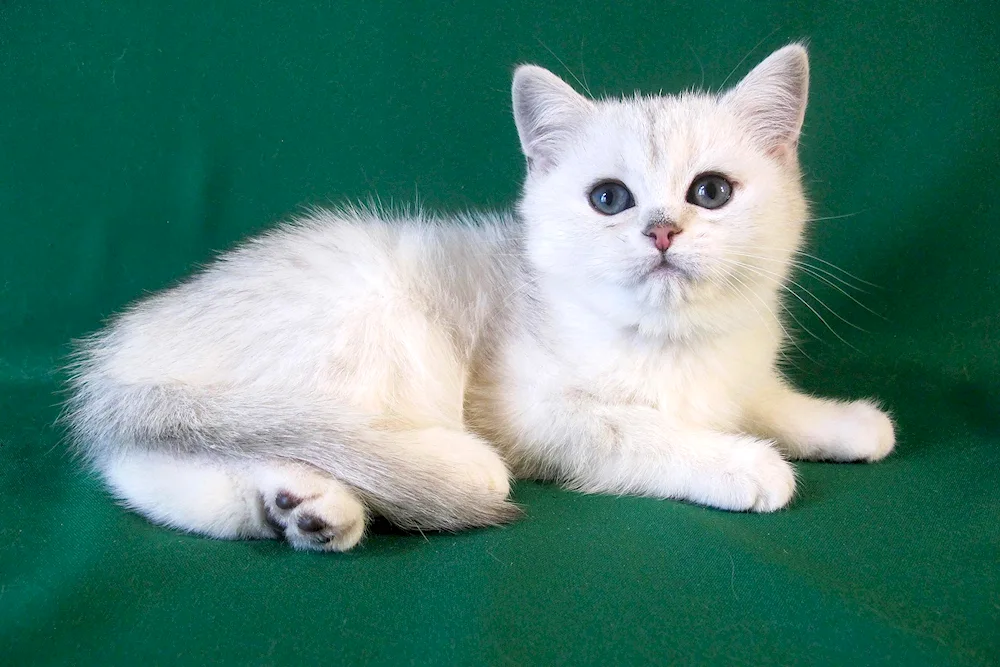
[723,43,809,160]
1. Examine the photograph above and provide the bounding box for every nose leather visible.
[643,221,681,252]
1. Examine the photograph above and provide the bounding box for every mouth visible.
[643,253,700,284]
[647,255,680,276]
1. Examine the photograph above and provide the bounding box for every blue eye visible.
[589,181,636,215]
[686,173,733,209]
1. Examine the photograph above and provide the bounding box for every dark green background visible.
[2,1,998,665]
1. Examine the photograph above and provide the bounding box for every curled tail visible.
[64,374,519,531]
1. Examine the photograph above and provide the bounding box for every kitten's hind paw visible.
[254,464,367,552]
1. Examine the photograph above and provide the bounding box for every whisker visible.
[721,257,866,329]
[684,40,706,90]
[718,27,782,92]
[716,242,882,289]
[784,265,886,320]
[790,261,871,294]
[578,37,592,97]
[800,211,867,224]
[536,38,592,97]
[718,272,786,355]
[774,300,826,353]
[720,250,886,320]
[789,252,882,289]
[716,248,869,293]
[716,258,862,350]
[777,284,859,350]
[715,269,815,365]
[734,243,881,288]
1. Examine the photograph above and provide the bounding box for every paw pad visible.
[274,491,301,510]
[257,483,364,552]
[296,515,327,533]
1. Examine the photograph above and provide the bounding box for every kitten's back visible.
[85,208,522,390]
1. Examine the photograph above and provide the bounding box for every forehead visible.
[571,94,752,183]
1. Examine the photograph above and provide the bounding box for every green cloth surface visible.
[2,2,998,664]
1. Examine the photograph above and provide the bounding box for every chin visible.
[633,270,687,310]
[638,256,702,294]
[648,262,682,279]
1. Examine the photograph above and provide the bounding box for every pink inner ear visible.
[767,141,798,162]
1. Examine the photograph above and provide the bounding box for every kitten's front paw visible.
[814,400,896,462]
[689,438,796,513]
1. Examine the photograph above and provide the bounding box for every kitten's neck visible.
[516,268,781,361]
[523,276,693,353]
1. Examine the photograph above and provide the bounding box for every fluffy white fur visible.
[66,44,895,552]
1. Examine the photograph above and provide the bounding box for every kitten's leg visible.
[101,452,367,551]
[506,400,796,512]
[358,426,514,529]
[743,378,896,462]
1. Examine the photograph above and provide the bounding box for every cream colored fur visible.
[66,44,895,552]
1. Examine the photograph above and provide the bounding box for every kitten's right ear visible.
[512,65,594,173]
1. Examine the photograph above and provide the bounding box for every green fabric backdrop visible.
[2,1,997,664]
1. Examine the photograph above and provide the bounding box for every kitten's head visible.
[513,44,810,341]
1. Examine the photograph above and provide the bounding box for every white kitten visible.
[66,44,895,552]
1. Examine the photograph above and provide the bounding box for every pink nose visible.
[645,224,681,252]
